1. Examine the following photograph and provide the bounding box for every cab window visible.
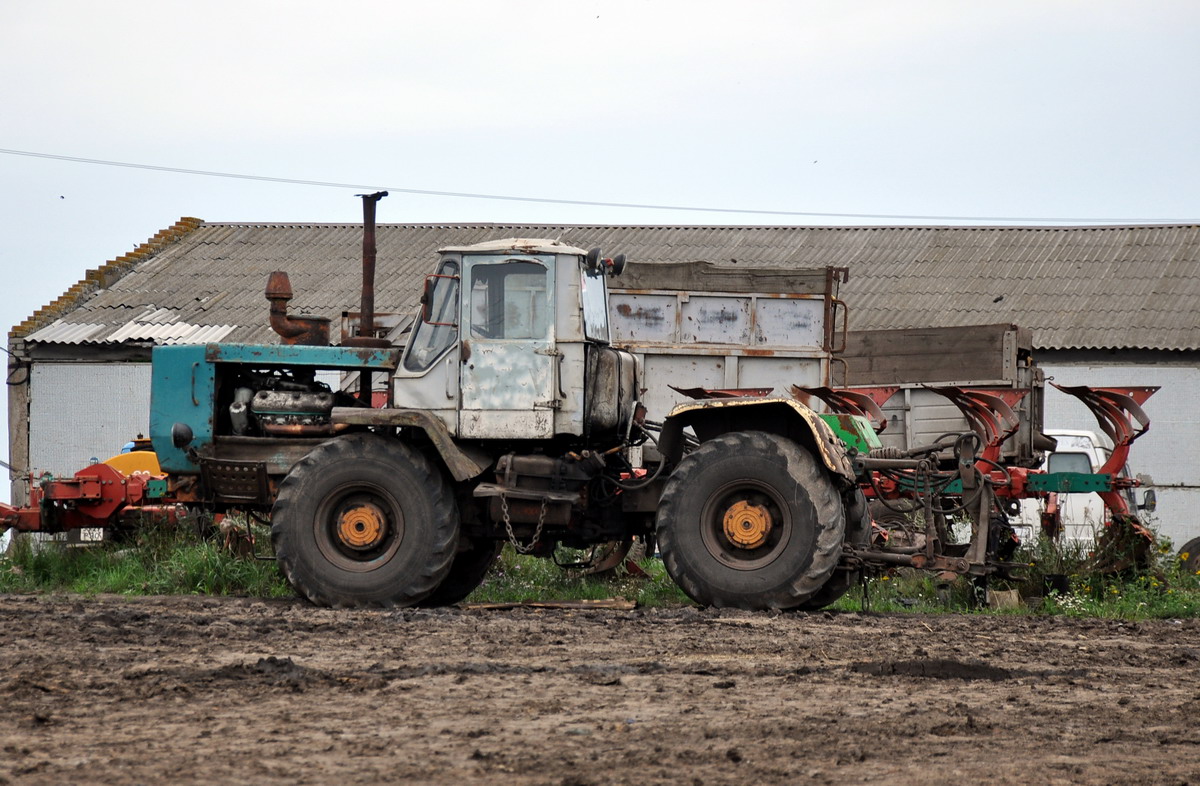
[470,260,549,340]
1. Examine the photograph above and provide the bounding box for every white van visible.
[1014,429,1147,546]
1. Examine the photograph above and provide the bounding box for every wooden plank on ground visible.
[461,598,639,611]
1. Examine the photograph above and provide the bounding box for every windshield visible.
[1047,451,1093,474]
[403,259,459,372]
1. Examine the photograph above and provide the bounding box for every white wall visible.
[28,362,153,477]
[1041,362,1200,550]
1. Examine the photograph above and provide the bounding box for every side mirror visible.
[608,253,627,276]
[1139,489,1157,513]
[586,247,603,274]
[171,422,194,449]
[420,277,435,322]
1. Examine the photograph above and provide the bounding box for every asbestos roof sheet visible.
[18,222,1200,352]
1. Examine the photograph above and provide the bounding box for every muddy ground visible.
[1,595,1197,785]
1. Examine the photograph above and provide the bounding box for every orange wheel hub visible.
[336,503,386,550]
[723,500,772,549]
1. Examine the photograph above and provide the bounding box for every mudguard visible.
[658,397,857,485]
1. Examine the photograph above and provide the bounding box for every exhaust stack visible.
[344,190,390,349]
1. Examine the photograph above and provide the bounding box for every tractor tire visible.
[271,433,458,609]
[657,431,846,610]
[1179,537,1200,575]
[794,488,871,611]
[418,538,503,607]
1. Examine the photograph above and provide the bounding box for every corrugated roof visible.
[13,222,1200,352]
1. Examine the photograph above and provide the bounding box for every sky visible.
[2,0,1199,500]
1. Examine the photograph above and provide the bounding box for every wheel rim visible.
[314,486,404,572]
[700,480,792,571]
[723,500,773,549]
[335,502,386,550]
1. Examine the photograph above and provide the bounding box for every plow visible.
[792,380,1158,580]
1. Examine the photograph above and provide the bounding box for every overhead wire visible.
[2,147,1195,225]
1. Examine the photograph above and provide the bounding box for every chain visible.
[501,492,548,554]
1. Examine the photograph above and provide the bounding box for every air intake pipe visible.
[265,271,331,346]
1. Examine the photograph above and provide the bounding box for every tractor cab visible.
[394,239,637,446]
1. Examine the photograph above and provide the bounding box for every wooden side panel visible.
[840,324,1028,385]
[615,262,828,295]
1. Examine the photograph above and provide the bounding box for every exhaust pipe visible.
[342,191,390,405]
[344,191,390,349]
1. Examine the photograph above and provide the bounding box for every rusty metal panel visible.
[610,293,677,343]
[637,354,728,425]
[680,295,752,345]
[737,356,825,390]
[753,298,825,349]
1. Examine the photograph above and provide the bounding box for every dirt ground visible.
[1,595,1198,785]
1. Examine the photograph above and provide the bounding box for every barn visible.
[8,222,1199,545]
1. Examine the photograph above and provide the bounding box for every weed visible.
[0,523,291,598]
[464,546,692,607]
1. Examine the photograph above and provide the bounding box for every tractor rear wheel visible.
[657,431,846,610]
[271,433,458,608]
[1179,537,1200,575]
[794,488,871,611]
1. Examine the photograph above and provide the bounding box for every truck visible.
[2,195,1158,608]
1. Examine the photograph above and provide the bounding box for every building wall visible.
[28,362,153,477]
[1040,352,1200,550]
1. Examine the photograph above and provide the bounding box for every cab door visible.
[459,254,557,438]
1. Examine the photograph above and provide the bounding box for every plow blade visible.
[790,385,897,433]
[1050,383,1157,475]
[927,387,1028,462]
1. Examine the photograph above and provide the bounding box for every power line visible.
[1,147,1195,225]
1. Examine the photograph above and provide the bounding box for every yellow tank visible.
[102,451,162,476]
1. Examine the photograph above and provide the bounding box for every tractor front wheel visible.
[271,433,458,608]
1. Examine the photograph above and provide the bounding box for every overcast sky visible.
[2,0,1199,496]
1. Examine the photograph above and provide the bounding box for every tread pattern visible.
[271,433,458,609]
[417,540,501,607]
[795,488,871,610]
[657,431,846,610]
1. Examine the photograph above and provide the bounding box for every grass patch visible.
[0,522,291,598]
[464,546,692,607]
[827,533,1200,620]
[4,523,1200,619]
